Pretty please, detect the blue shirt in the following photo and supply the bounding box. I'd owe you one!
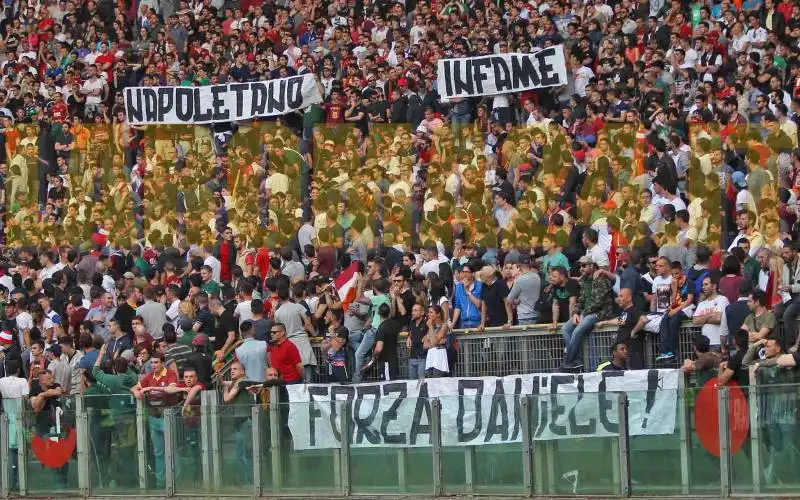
[235,337,268,382]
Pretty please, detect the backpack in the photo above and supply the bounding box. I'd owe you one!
[687,267,711,304]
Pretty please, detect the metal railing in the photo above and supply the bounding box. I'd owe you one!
[3,368,800,498]
[301,322,701,383]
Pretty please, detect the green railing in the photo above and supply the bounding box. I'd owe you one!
[2,367,800,497]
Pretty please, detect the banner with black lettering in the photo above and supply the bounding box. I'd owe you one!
[123,74,323,125]
[437,48,568,101]
[286,369,679,450]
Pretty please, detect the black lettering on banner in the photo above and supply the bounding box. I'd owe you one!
[329,385,355,443]
[174,87,194,121]
[510,376,522,441]
[511,54,541,89]
[308,385,329,447]
[410,382,432,445]
[453,60,473,96]
[534,397,548,439]
[598,371,623,434]
[267,80,286,114]
[548,375,574,436]
[143,88,158,122]
[567,374,597,436]
[457,379,484,443]
[286,76,304,109]
[251,82,268,116]
[491,57,512,92]
[534,47,561,87]
[157,88,174,122]
[471,58,492,94]
[210,85,230,121]
[125,88,143,123]
[485,380,509,442]
[229,83,250,118]
[641,370,660,429]
[192,87,212,122]
[354,385,382,445]
[381,383,407,444]
[442,59,454,97]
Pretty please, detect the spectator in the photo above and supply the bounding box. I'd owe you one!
[560,256,615,371]
[656,262,695,363]
[369,303,401,381]
[424,305,451,378]
[692,274,729,349]
[222,361,255,485]
[267,323,303,384]
[596,342,629,372]
[131,354,179,489]
[506,254,541,325]
[679,335,722,376]
[743,289,777,343]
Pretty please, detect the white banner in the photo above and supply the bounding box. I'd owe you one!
[123,74,323,125]
[286,370,679,450]
[436,47,569,100]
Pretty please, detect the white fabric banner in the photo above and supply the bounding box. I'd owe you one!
[123,74,322,125]
[436,47,569,100]
[286,369,679,450]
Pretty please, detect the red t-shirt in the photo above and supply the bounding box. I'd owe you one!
[268,339,301,383]
[219,242,232,282]
[51,101,68,122]
[140,369,179,407]
[254,248,270,278]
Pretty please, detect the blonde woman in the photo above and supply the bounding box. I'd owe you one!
[177,300,196,335]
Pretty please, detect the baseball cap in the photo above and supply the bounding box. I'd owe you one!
[602,200,617,210]
[47,344,62,357]
[123,271,135,279]
[578,255,594,265]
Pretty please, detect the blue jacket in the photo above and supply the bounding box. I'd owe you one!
[453,281,483,327]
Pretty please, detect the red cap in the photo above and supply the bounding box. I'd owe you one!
[397,78,408,86]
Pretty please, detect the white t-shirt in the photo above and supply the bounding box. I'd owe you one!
[419,256,448,277]
[694,295,730,346]
[652,275,673,314]
[204,255,222,283]
[82,77,105,105]
[234,299,254,326]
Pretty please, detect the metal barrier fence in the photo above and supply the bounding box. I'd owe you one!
[309,323,701,383]
[3,368,800,498]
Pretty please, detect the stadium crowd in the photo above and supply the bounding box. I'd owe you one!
[0,0,798,437]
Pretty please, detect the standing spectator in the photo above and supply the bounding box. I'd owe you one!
[406,303,428,380]
[743,289,777,343]
[222,361,255,485]
[136,287,166,341]
[369,303,401,381]
[692,274,729,349]
[267,323,303,384]
[273,285,316,382]
[131,354,179,489]
[235,321,267,383]
[506,255,541,325]
[478,265,513,329]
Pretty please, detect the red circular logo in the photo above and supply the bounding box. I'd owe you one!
[694,378,749,457]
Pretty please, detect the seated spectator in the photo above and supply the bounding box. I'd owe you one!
[692,273,729,349]
[559,255,614,371]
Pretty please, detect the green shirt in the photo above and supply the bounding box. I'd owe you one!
[541,251,570,277]
[370,294,391,329]
[201,280,220,296]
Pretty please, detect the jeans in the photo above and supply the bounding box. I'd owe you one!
[148,416,165,488]
[659,311,687,355]
[561,314,598,365]
[518,317,539,326]
[774,299,799,350]
[349,329,365,358]
[236,418,253,484]
[303,365,316,383]
[408,358,426,379]
[352,328,376,383]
